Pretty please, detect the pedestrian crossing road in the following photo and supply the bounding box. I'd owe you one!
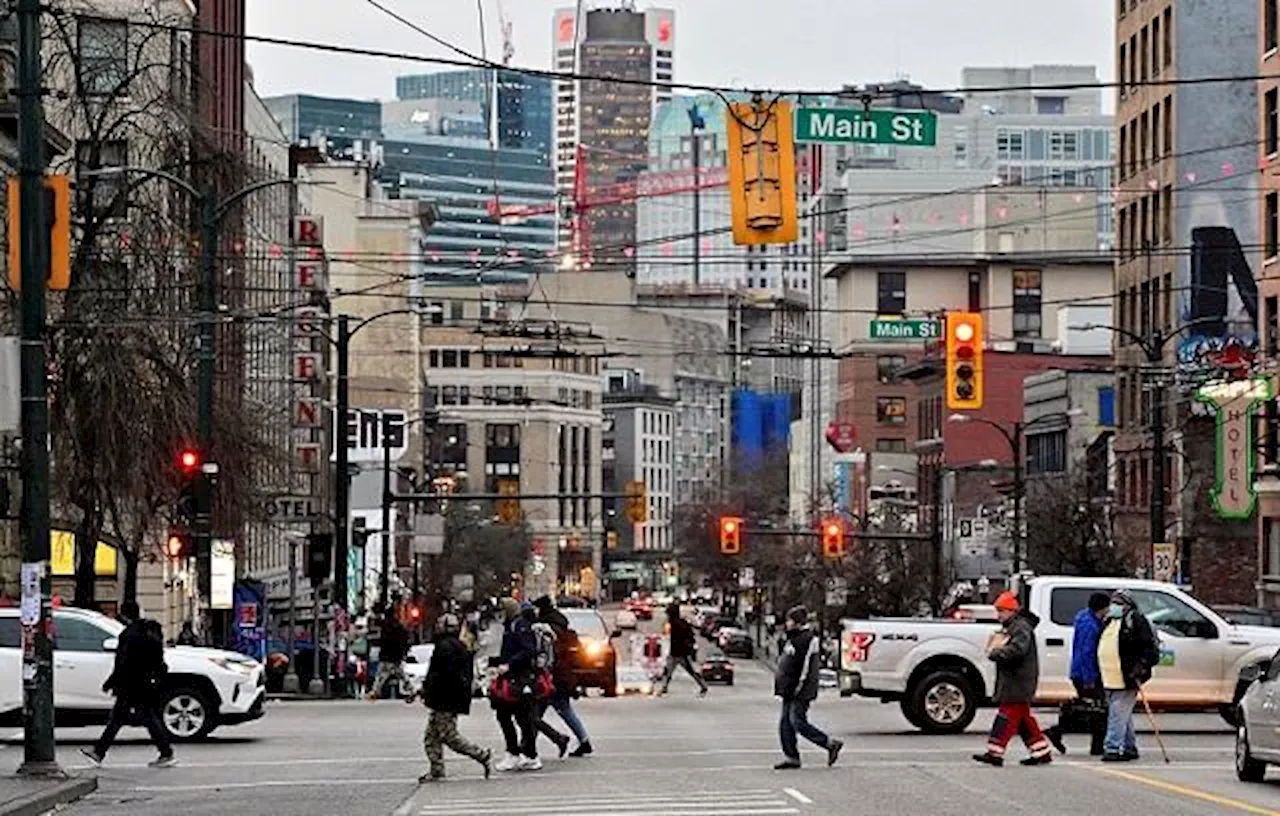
[402,787,806,816]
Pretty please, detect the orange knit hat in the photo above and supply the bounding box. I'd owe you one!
[993,591,1020,611]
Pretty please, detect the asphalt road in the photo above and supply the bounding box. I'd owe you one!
[3,622,1278,815]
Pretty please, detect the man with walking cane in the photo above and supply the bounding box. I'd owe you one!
[1097,589,1159,762]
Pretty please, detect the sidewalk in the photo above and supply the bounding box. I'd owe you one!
[0,772,96,816]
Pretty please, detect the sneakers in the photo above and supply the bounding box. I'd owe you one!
[517,755,543,771]
[1100,752,1128,763]
[418,771,444,784]
[494,752,522,772]
[569,741,594,757]
[773,759,801,770]
[554,734,570,759]
[698,687,709,698]
[79,748,104,767]
[478,749,493,779]
[148,754,178,769]
[972,752,1004,767]
[1019,754,1052,766]
[1044,727,1067,755]
[826,739,844,767]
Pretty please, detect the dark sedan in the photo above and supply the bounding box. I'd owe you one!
[562,607,621,697]
[701,656,735,685]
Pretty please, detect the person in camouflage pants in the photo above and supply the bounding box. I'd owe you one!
[415,613,492,783]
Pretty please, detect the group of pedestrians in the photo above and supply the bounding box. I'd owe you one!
[973,588,1159,767]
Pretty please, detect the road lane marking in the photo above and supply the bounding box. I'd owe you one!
[1091,766,1280,815]
[411,788,799,816]
[783,788,813,804]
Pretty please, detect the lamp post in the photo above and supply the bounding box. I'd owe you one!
[687,102,706,288]
[948,410,1083,574]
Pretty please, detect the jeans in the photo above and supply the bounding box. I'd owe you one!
[547,687,589,743]
[1104,688,1139,755]
[95,695,173,758]
[660,655,707,692]
[496,698,538,758]
[779,698,829,761]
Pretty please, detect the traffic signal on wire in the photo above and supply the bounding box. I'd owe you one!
[821,517,846,559]
[945,312,984,410]
[725,98,798,246]
[7,174,71,291]
[719,516,743,555]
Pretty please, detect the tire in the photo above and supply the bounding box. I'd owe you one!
[906,669,978,734]
[1236,722,1268,783]
[602,662,618,697]
[899,697,928,730]
[726,677,734,686]
[160,685,217,741]
[1221,703,1242,728]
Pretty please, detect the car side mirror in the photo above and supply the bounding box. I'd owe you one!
[610,629,622,639]
[102,637,118,651]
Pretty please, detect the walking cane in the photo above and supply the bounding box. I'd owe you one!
[1137,687,1171,763]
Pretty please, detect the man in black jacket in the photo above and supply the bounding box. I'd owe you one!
[81,601,174,768]
[368,602,411,701]
[415,613,492,783]
[773,606,842,770]
[658,603,707,696]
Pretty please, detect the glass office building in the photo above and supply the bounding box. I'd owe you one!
[396,69,552,165]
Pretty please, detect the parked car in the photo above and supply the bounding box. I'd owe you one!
[561,607,621,697]
[1237,649,1280,781]
[718,627,755,659]
[0,607,265,741]
[615,609,638,630]
[839,576,1280,734]
[701,656,735,685]
[615,665,655,695]
[402,643,486,699]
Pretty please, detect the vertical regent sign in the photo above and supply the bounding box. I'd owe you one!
[1195,378,1272,519]
[293,215,328,484]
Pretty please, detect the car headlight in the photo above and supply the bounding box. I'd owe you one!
[583,639,606,657]
[210,656,257,676]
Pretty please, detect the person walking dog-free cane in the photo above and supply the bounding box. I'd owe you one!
[972,591,1052,767]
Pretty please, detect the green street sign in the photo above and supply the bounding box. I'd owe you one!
[869,319,941,341]
[795,107,938,147]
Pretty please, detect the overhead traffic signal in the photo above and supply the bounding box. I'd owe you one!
[821,517,846,559]
[945,312,984,411]
[176,446,201,525]
[7,174,71,291]
[496,479,520,525]
[164,527,191,561]
[719,516,743,555]
[306,532,333,586]
[725,98,798,246]
[624,480,647,524]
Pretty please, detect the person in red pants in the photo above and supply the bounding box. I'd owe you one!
[973,591,1052,767]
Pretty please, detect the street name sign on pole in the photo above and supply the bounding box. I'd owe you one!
[869,319,941,341]
[795,108,938,147]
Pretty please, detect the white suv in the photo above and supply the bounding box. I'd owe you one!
[0,607,266,741]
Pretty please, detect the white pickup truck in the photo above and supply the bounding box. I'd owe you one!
[839,576,1280,734]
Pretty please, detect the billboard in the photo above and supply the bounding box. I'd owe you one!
[646,8,675,50]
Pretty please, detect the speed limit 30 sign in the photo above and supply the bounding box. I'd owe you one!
[1152,542,1176,583]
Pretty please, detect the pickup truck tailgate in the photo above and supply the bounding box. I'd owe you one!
[840,618,998,698]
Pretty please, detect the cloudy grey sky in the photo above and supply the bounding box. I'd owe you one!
[245,0,1115,102]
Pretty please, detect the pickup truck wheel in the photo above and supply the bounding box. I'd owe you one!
[908,670,977,734]
[1237,722,1268,782]
[160,686,216,741]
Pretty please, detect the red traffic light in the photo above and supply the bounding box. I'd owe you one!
[178,448,201,473]
[408,605,422,622]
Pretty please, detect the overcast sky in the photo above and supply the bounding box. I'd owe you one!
[245,0,1115,103]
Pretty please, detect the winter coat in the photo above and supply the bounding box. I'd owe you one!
[1103,608,1159,690]
[423,634,474,716]
[379,618,410,664]
[989,610,1040,705]
[104,618,167,701]
[1068,608,1103,689]
[498,614,538,682]
[669,616,697,659]
[539,606,580,691]
[774,627,821,702]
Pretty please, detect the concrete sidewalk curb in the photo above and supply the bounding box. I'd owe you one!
[0,776,96,816]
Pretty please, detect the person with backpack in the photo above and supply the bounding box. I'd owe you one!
[658,603,707,696]
[80,601,175,768]
[534,595,593,757]
[490,598,543,771]
[1098,589,1159,762]
[410,613,492,783]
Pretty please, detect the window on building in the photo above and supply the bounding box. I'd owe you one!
[1139,25,1149,83]
[1163,8,1173,67]
[77,17,129,97]
[75,139,128,217]
[1269,89,1279,157]
[996,129,1024,159]
[1268,296,1279,356]
[1151,15,1161,74]
[1266,518,1280,578]
[1118,43,1128,100]
[1269,0,1278,54]
[1036,96,1066,115]
[1267,192,1279,261]
[1027,429,1068,474]
[875,397,907,425]
[876,270,906,314]
[876,355,905,384]
[427,302,445,325]
[450,301,465,322]
[875,438,907,453]
[1012,269,1043,338]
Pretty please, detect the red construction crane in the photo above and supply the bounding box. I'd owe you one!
[487,144,729,265]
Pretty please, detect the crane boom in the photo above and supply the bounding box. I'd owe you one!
[495,0,514,66]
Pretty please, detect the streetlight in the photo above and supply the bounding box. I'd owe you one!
[948,409,1084,573]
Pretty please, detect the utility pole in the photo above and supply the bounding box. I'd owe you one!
[1011,426,1025,574]
[15,0,57,776]
[688,103,704,288]
[195,197,217,613]
[333,316,351,611]
[380,433,392,610]
[1146,335,1166,564]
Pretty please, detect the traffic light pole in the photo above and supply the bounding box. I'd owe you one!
[15,0,57,776]
[333,316,350,612]
[379,434,392,611]
[195,197,217,610]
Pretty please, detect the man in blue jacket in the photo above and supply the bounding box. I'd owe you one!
[1043,592,1110,756]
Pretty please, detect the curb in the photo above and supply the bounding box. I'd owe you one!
[0,776,97,816]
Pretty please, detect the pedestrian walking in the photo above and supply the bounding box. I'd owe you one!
[534,595,594,757]
[490,598,543,771]
[1043,592,1110,756]
[1098,589,1159,762]
[176,621,198,647]
[658,603,708,696]
[368,602,410,701]
[80,601,175,768]
[773,605,842,770]
[972,591,1052,767]
[412,613,492,783]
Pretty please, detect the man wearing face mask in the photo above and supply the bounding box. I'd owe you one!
[1097,589,1159,762]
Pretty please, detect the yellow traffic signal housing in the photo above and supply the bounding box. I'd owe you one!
[624,480,647,524]
[726,99,798,246]
[820,517,846,559]
[7,174,71,291]
[496,478,520,525]
[945,312,985,411]
[719,516,743,555]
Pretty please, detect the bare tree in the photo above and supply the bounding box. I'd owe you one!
[1024,469,1129,577]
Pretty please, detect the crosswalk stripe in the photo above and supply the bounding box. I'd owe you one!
[418,807,798,816]
[415,788,800,816]
[416,789,776,808]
